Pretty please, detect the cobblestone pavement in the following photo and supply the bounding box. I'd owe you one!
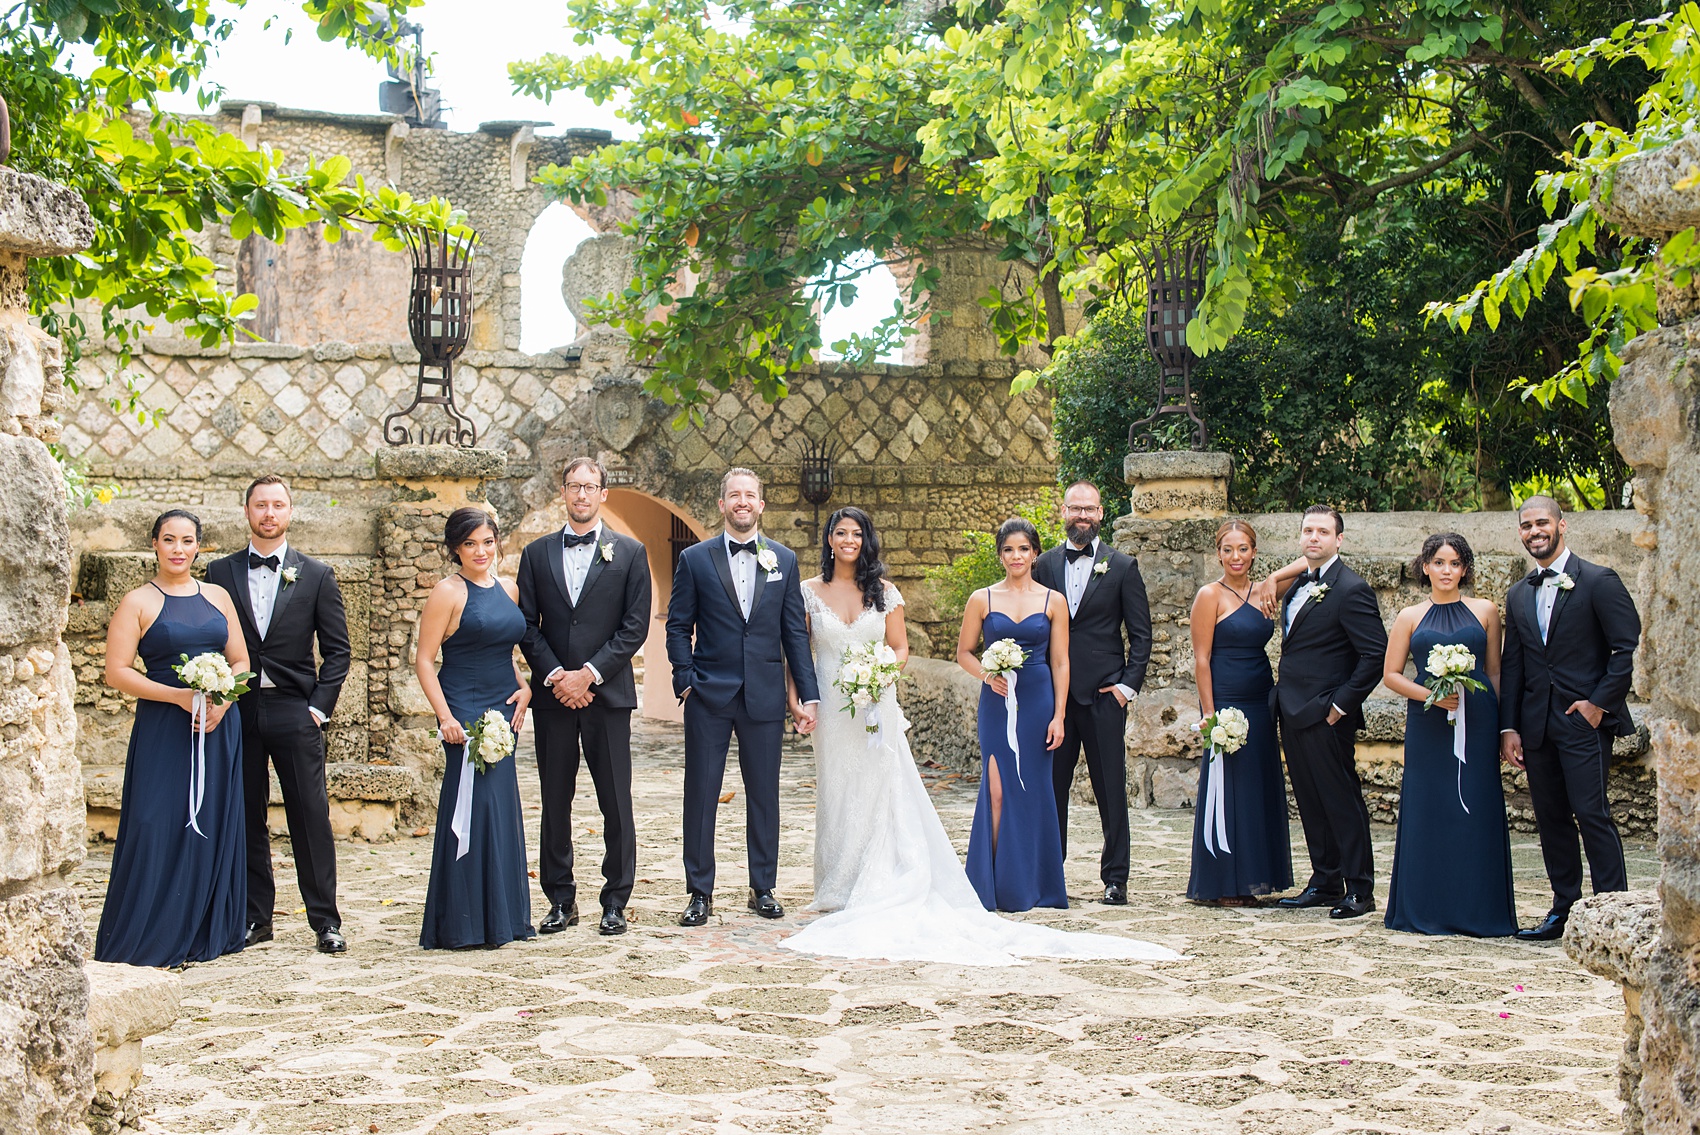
[74,718,1652,1135]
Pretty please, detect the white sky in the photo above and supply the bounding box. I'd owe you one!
[147,2,897,357]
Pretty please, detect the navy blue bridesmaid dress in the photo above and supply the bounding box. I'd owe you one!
[1384,600,1517,936]
[1187,600,1293,900]
[96,584,247,967]
[966,591,1068,911]
[420,578,536,949]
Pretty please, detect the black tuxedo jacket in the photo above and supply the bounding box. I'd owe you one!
[1033,542,1152,704]
[1275,558,1387,731]
[664,534,820,721]
[1500,552,1639,747]
[517,526,652,711]
[206,547,351,720]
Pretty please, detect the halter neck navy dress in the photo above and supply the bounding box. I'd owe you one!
[966,592,1068,911]
[1384,600,1517,936]
[96,585,247,967]
[1187,599,1293,900]
[419,578,536,949]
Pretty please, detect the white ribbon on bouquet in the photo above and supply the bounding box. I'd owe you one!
[1200,744,1231,856]
[1003,670,1025,788]
[1448,695,1471,814]
[450,749,476,859]
[186,691,209,837]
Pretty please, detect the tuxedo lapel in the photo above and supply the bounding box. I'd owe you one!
[1285,560,1340,643]
[747,538,776,623]
[1546,558,1580,645]
[548,530,574,609]
[579,533,610,604]
[224,554,258,639]
[263,547,307,641]
[710,537,745,622]
[1074,549,1111,618]
[1520,569,1548,656]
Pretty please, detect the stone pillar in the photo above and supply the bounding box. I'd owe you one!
[368,445,506,819]
[1565,134,1700,1135]
[0,167,97,1133]
[1123,450,1231,519]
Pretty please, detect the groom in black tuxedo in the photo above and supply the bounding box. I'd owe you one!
[1499,496,1639,941]
[665,467,820,926]
[1032,480,1151,905]
[1273,505,1388,919]
[518,457,653,937]
[206,475,351,954]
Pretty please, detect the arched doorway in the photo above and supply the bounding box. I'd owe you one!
[503,488,704,723]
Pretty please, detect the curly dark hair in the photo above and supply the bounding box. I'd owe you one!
[819,506,887,612]
[444,507,500,565]
[1414,532,1474,586]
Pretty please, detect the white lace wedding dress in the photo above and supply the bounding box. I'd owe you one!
[779,583,1180,966]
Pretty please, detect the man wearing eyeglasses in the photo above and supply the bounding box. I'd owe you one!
[517,457,652,936]
[1033,480,1152,905]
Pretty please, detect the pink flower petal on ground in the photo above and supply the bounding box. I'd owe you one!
[1340,1059,1352,1065]
[517,1010,533,1018]
[1498,1012,1510,1019]
[1514,984,1524,992]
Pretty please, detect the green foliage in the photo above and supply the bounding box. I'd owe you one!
[1432,4,1700,407]
[4,0,473,414]
[517,0,1654,416]
[924,489,1066,629]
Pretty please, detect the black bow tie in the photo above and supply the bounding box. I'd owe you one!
[249,553,280,572]
[1301,568,1323,585]
[729,539,759,557]
[1528,566,1558,586]
[563,530,598,548]
[1065,545,1095,564]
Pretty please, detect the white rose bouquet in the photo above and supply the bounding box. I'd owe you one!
[1422,643,1486,718]
[1193,706,1251,756]
[173,652,254,704]
[834,641,903,732]
[466,708,515,773]
[981,638,1027,682]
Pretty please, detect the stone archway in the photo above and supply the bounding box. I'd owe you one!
[503,484,705,722]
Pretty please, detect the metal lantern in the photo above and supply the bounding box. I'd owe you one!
[384,224,478,446]
[792,436,838,544]
[1126,240,1209,452]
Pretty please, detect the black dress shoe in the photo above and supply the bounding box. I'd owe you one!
[1102,883,1128,906]
[1276,885,1345,909]
[316,926,347,953]
[244,922,273,947]
[679,893,712,927]
[1515,912,1568,941]
[1329,893,1375,919]
[749,889,784,919]
[539,902,579,934]
[598,907,627,936]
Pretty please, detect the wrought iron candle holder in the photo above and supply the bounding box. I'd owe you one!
[1126,240,1209,452]
[384,223,478,446]
[792,436,838,544]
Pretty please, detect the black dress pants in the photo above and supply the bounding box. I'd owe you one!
[533,702,636,910]
[1051,692,1131,886]
[1280,715,1374,897]
[1524,707,1628,915]
[682,690,783,897]
[242,689,340,932]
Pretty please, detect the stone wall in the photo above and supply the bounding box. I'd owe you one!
[1565,137,1700,1133]
[0,167,94,1134]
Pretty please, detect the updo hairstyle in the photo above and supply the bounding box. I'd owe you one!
[444,507,500,565]
[150,508,203,543]
[1414,532,1474,586]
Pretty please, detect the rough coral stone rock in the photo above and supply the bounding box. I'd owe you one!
[0,888,94,1135]
[0,435,72,649]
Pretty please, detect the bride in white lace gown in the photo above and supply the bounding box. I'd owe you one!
[780,508,1179,966]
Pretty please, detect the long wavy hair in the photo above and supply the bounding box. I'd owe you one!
[818,506,887,612]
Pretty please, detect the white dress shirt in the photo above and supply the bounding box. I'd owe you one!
[1536,547,1573,643]
[248,541,324,724]
[545,522,605,687]
[1285,553,1339,632]
[724,530,760,620]
[1063,538,1135,702]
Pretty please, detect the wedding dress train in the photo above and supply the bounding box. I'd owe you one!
[779,584,1180,966]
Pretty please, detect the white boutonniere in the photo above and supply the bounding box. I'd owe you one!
[756,545,780,576]
[1093,559,1109,576]
[1311,583,1331,602]
[600,540,615,563]
[280,565,299,588]
[1553,571,1574,591]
